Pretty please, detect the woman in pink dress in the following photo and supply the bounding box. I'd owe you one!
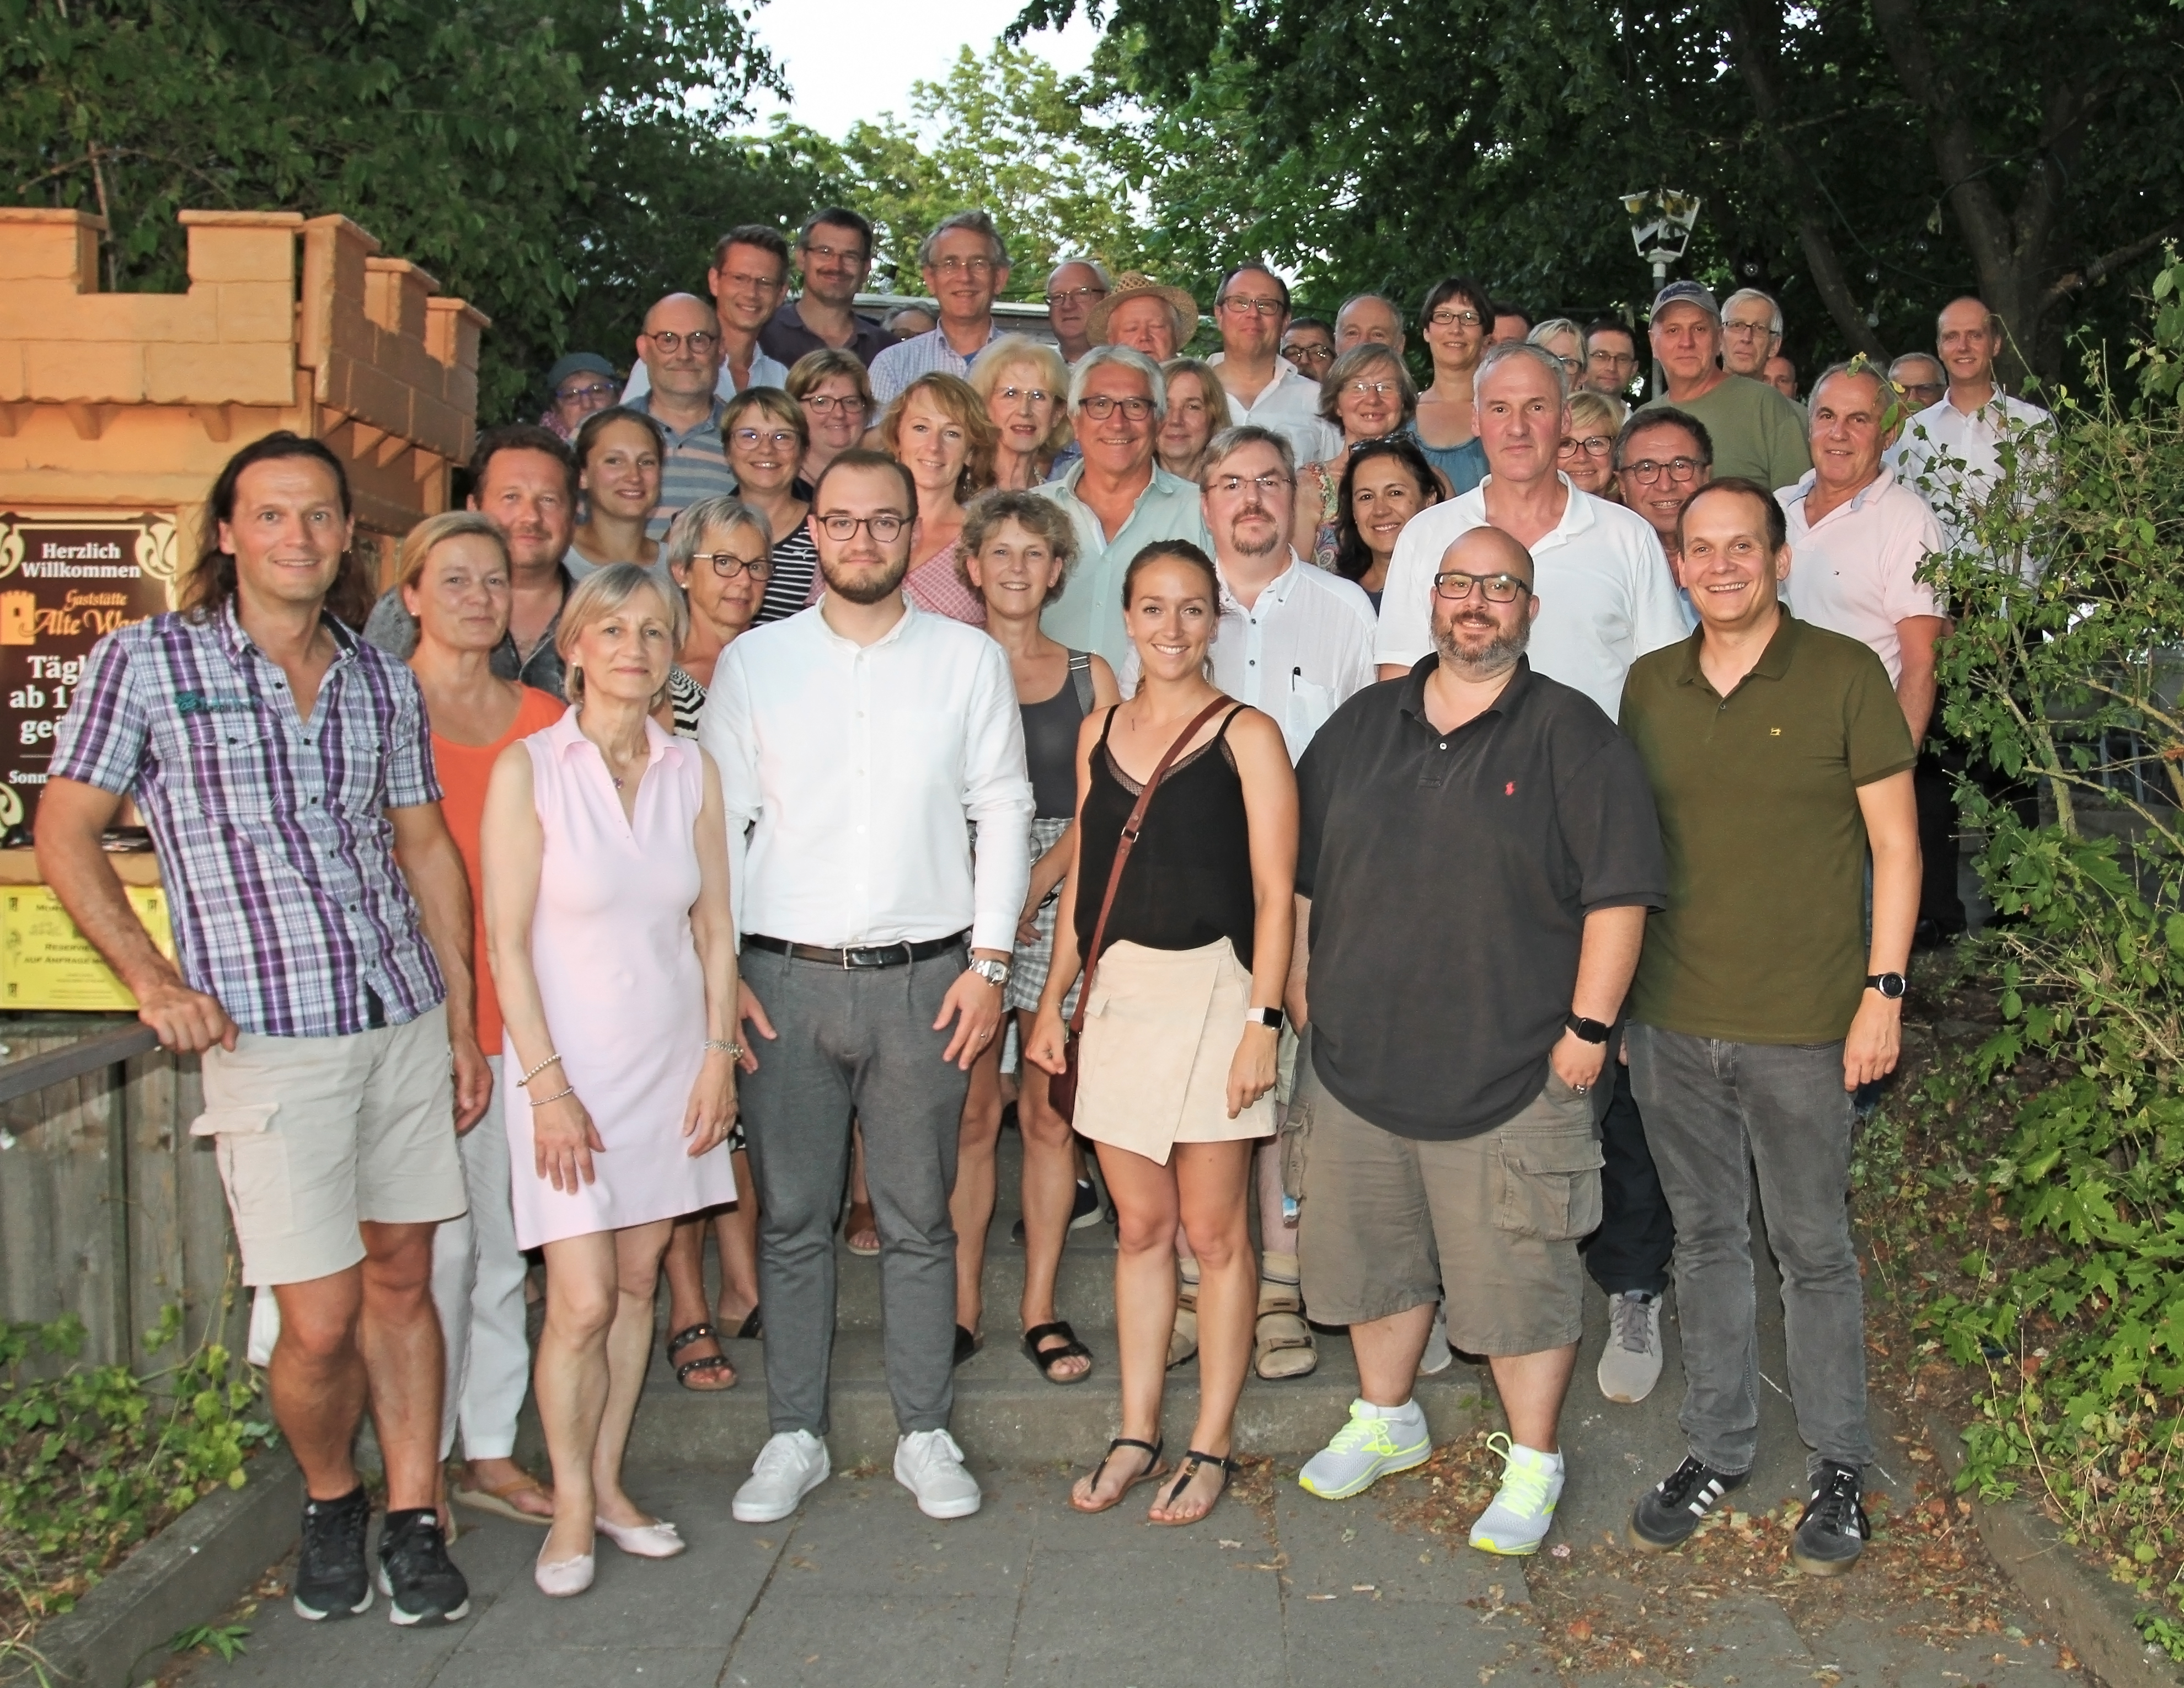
[877,371,997,625]
[481,563,742,1598]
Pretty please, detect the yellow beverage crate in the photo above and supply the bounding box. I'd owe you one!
[0,885,175,1011]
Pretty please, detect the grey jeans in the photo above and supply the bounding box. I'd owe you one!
[737,944,972,1439]
[1626,1023,1873,1477]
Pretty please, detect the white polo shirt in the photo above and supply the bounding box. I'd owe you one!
[1373,476,1691,718]
[1120,552,1378,763]
[1887,391,2052,572]
[1778,467,1944,687]
[1211,353,1341,466]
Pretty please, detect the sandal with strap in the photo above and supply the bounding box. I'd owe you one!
[1069,1437,1167,1514]
[666,1323,736,1391]
[1150,1448,1241,1527]
[1168,1265,1200,1370]
[1020,1320,1094,1385]
[844,1199,881,1258]
[1254,1261,1319,1381]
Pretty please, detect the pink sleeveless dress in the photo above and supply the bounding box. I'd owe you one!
[505,710,736,1247]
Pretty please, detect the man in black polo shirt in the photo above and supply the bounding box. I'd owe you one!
[1288,525,1666,1557]
[1617,479,1917,1578]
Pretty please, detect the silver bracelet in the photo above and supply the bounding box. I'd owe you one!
[532,1084,575,1105]
[703,1038,746,1061]
[517,1051,563,1086]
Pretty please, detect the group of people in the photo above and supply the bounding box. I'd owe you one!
[31,194,2054,1632]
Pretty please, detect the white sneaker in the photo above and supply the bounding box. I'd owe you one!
[732,1430,830,1523]
[1297,1398,1433,1500]
[1417,1306,1453,1376]
[895,1429,982,1519]
[1468,1434,1565,1556]
[1596,1290,1664,1404]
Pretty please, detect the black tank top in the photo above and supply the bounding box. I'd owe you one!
[1074,703,1257,970]
[1021,651,1094,819]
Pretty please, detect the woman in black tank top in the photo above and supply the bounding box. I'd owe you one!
[1025,539,1298,1529]
[956,494,1121,1388]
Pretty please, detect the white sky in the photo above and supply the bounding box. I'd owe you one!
[743,0,1102,138]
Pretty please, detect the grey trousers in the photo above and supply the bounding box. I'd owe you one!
[1626,1023,1874,1478]
[738,944,972,1438]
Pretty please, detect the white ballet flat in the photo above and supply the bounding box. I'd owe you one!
[533,1550,595,1597]
[595,1516,686,1559]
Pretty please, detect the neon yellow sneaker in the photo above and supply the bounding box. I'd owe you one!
[1297,1398,1432,1500]
[1468,1433,1565,1555]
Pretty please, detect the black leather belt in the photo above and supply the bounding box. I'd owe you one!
[743,931,968,969]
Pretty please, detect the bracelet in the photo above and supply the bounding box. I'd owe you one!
[532,1085,575,1105]
[703,1038,746,1061]
[518,1051,564,1086]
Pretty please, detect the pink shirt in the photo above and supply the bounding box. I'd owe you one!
[1777,467,1943,686]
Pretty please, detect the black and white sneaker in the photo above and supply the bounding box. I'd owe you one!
[376,1508,471,1624]
[292,1487,373,1621]
[1627,1456,1747,1552]
[1010,1179,1101,1246]
[1790,1460,1869,1576]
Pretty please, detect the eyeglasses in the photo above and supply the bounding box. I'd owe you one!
[1898,381,1945,402]
[1427,308,1484,328]
[816,512,909,541]
[800,393,867,415]
[698,552,773,580]
[1342,380,1401,399]
[1722,320,1776,340]
[1559,434,1614,457]
[932,255,995,275]
[996,384,1053,405]
[730,428,800,451]
[1078,394,1153,421]
[1044,286,1107,307]
[1432,570,1532,603]
[717,270,785,294]
[1549,355,1583,376]
[1217,295,1286,316]
[1623,456,1706,484]
[800,241,869,266]
[1209,473,1294,498]
[1588,348,1638,369]
[556,381,615,404]
[645,330,717,354]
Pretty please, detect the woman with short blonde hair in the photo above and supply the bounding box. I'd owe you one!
[878,372,1000,624]
[785,350,874,485]
[1157,359,1225,483]
[1559,389,1628,500]
[970,335,1072,489]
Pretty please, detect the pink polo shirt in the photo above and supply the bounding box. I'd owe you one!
[1776,467,1944,686]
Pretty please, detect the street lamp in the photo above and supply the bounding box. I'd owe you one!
[1621,188,1703,397]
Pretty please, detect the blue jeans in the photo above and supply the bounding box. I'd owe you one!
[1626,1024,1873,1477]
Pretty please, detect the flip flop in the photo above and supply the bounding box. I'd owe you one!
[454,1472,554,1526]
[1069,1437,1168,1514]
[844,1200,881,1258]
[1149,1449,1241,1528]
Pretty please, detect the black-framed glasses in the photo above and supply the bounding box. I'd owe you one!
[800,393,868,415]
[1078,394,1153,421]
[816,512,909,541]
[1044,286,1107,307]
[1588,348,1638,369]
[1432,570,1531,603]
[1218,294,1286,316]
[698,552,773,580]
[645,329,717,354]
[1559,434,1614,457]
[1623,456,1706,485]
[1427,308,1484,328]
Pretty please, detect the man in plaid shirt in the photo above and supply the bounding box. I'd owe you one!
[37,433,487,1629]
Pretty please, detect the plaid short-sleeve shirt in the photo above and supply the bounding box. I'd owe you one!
[50,601,447,1038]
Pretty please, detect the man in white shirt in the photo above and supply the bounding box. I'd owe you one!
[1376,343,1690,715]
[701,450,1034,1527]
[620,227,791,404]
[1211,264,1340,467]
[1889,296,2053,564]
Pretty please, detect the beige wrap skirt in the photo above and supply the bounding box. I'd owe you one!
[1073,937,1275,1164]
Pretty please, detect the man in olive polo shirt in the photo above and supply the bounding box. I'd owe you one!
[1616,477,1918,1579]
[1287,525,1667,1557]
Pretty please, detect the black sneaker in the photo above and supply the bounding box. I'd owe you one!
[292,1487,373,1621]
[1009,1180,1100,1246]
[376,1508,470,1624]
[1791,1460,1869,1576]
[1627,1456,1748,1552]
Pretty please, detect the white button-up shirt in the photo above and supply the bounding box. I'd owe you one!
[700,599,1033,953]
[1212,353,1341,466]
[1887,390,2052,574]
[1778,467,1944,687]
[1120,552,1377,763]
[1374,476,1692,718]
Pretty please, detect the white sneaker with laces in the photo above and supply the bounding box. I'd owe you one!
[1297,1397,1432,1500]
[1468,1434,1565,1556]
[895,1429,982,1519]
[732,1429,830,1524]
[1596,1290,1664,1404]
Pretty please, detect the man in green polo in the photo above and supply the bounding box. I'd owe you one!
[1615,477,1918,1579]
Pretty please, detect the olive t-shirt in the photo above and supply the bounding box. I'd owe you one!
[1618,610,1915,1043]
[1641,373,1812,492]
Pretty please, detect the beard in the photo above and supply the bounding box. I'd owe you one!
[1229,507,1284,557]
[818,551,912,606]
[1433,607,1530,680]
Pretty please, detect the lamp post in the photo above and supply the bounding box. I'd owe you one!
[1621,188,1702,397]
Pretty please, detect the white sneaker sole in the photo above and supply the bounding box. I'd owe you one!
[732,1457,830,1523]
[375,1563,471,1625]
[1297,1436,1432,1501]
[898,1472,983,1520]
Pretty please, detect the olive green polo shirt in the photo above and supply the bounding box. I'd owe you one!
[1618,608,1915,1044]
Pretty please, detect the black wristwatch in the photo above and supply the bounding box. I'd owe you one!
[1564,1013,1610,1045]
[1865,971,1907,1000]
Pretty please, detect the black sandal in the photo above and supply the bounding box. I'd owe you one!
[666,1323,736,1391]
[1069,1437,1166,1514]
[953,1324,984,1368]
[1020,1320,1093,1385]
[729,1307,763,1340]
[1150,1449,1240,1527]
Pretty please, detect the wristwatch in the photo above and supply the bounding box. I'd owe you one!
[968,957,1011,991]
[1865,971,1907,1000]
[1245,1005,1284,1030]
[1564,1013,1611,1045]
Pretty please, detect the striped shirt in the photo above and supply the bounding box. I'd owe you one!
[50,602,446,1039]
[630,392,737,540]
[754,526,821,624]
[868,325,1005,407]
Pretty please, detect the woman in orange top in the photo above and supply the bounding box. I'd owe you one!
[403,510,567,1528]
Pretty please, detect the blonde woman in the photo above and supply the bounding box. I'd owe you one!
[1559,389,1628,500]
[1294,344,1416,567]
[786,349,874,487]
[878,371,1000,624]
[1527,316,1587,385]
[1156,359,1225,482]
[970,335,1072,489]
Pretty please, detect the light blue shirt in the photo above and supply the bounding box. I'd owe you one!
[1034,460,1212,670]
[868,325,1004,406]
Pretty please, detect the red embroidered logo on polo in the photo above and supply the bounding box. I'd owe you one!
[1505,781,1516,795]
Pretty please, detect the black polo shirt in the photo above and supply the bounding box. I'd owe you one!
[759,300,895,371]
[1296,656,1667,1140]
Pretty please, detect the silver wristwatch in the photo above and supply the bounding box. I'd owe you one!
[969,957,1011,991]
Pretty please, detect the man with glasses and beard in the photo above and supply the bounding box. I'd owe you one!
[761,208,892,370]
[1286,521,1666,1558]
[700,449,1033,1527]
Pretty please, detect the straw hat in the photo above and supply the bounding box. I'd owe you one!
[1085,273,1200,346]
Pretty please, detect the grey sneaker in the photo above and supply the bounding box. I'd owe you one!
[1297,1398,1432,1500]
[1417,1307,1453,1376]
[1596,1290,1663,1404]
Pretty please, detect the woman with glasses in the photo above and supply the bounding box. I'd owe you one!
[969,335,1073,490]
[1157,359,1227,483]
[1331,436,1443,610]
[1410,276,1495,496]
[1558,391,1628,501]
[1294,345,1416,568]
[878,371,1000,625]
[720,388,818,624]
[786,350,874,489]
[566,407,666,577]
[1527,318,1587,387]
